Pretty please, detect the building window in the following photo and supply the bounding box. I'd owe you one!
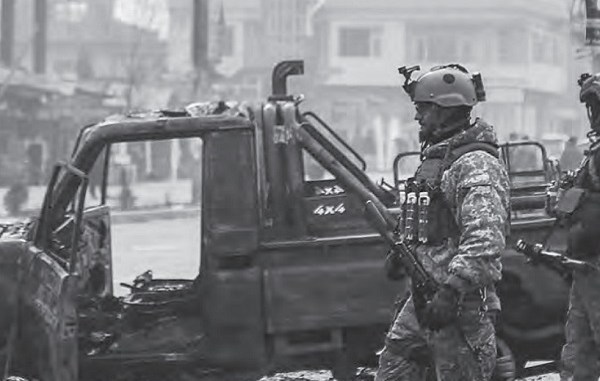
[413,37,427,61]
[532,31,545,63]
[552,36,564,65]
[54,1,87,23]
[428,35,458,62]
[221,26,234,57]
[411,32,478,62]
[53,58,77,75]
[338,27,381,57]
[458,38,476,62]
[531,30,559,64]
[264,0,308,58]
[498,29,525,64]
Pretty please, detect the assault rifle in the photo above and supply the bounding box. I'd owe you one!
[365,200,438,301]
[515,239,599,274]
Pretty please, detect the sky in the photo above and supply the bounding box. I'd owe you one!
[113,0,170,39]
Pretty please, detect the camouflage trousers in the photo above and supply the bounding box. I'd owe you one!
[560,273,600,381]
[375,294,496,381]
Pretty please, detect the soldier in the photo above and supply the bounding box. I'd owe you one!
[377,64,510,380]
[559,136,585,173]
[556,73,600,381]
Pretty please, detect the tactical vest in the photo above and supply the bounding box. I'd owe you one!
[563,142,600,258]
[576,142,600,191]
[398,142,499,245]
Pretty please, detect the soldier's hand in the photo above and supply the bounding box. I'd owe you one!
[422,284,459,331]
[384,250,407,280]
[493,353,516,380]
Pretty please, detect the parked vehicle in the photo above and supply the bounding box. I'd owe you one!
[0,61,569,381]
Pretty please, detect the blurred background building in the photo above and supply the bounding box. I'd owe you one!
[0,0,167,186]
[0,0,592,187]
[166,0,589,170]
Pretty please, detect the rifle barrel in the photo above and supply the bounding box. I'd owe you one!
[515,239,597,272]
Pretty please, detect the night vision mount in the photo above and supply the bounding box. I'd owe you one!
[398,65,421,99]
[578,72,593,88]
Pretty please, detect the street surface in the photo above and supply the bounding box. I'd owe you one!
[111,214,201,295]
[255,369,560,381]
[110,215,560,380]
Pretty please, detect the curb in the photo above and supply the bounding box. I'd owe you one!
[110,207,201,224]
[0,206,201,225]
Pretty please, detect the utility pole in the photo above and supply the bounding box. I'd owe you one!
[0,0,15,67]
[192,0,209,96]
[33,0,47,74]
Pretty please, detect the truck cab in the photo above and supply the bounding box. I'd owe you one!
[0,61,569,381]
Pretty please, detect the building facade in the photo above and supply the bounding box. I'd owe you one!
[10,0,167,82]
[0,0,170,186]
[167,0,586,171]
[311,0,585,168]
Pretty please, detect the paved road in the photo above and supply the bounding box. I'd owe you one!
[256,369,561,380]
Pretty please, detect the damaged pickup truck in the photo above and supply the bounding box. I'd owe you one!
[0,61,570,381]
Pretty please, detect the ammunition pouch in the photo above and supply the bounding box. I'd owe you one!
[398,185,459,246]
[397,139,497,245]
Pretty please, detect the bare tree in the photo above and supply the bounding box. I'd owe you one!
[119,0,166,110]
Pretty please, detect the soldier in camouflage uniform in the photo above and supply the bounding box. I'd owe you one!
[556,73,600,381]
[376,65,510,381]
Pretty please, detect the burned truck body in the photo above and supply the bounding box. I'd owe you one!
[0,61,570,380]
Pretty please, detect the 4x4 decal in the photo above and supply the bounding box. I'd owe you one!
[313,184,345,196]
[313,203,346,216]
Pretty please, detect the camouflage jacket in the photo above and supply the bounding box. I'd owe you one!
[414,119,511,297]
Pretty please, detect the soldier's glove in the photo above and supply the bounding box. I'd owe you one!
[493,353,516,380]
[384,250,407,280]
[422,284,459,331]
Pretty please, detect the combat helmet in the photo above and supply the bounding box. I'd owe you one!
[579,73,600,103]
[414,65,483,107]
[578,73,600,133]
[399,64,486,108]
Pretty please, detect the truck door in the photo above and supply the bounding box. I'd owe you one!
[199,129,265,370]
[86,137,204,364]
[17,163,90,381]
[258,102,402,368]
[49,147,114,298]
